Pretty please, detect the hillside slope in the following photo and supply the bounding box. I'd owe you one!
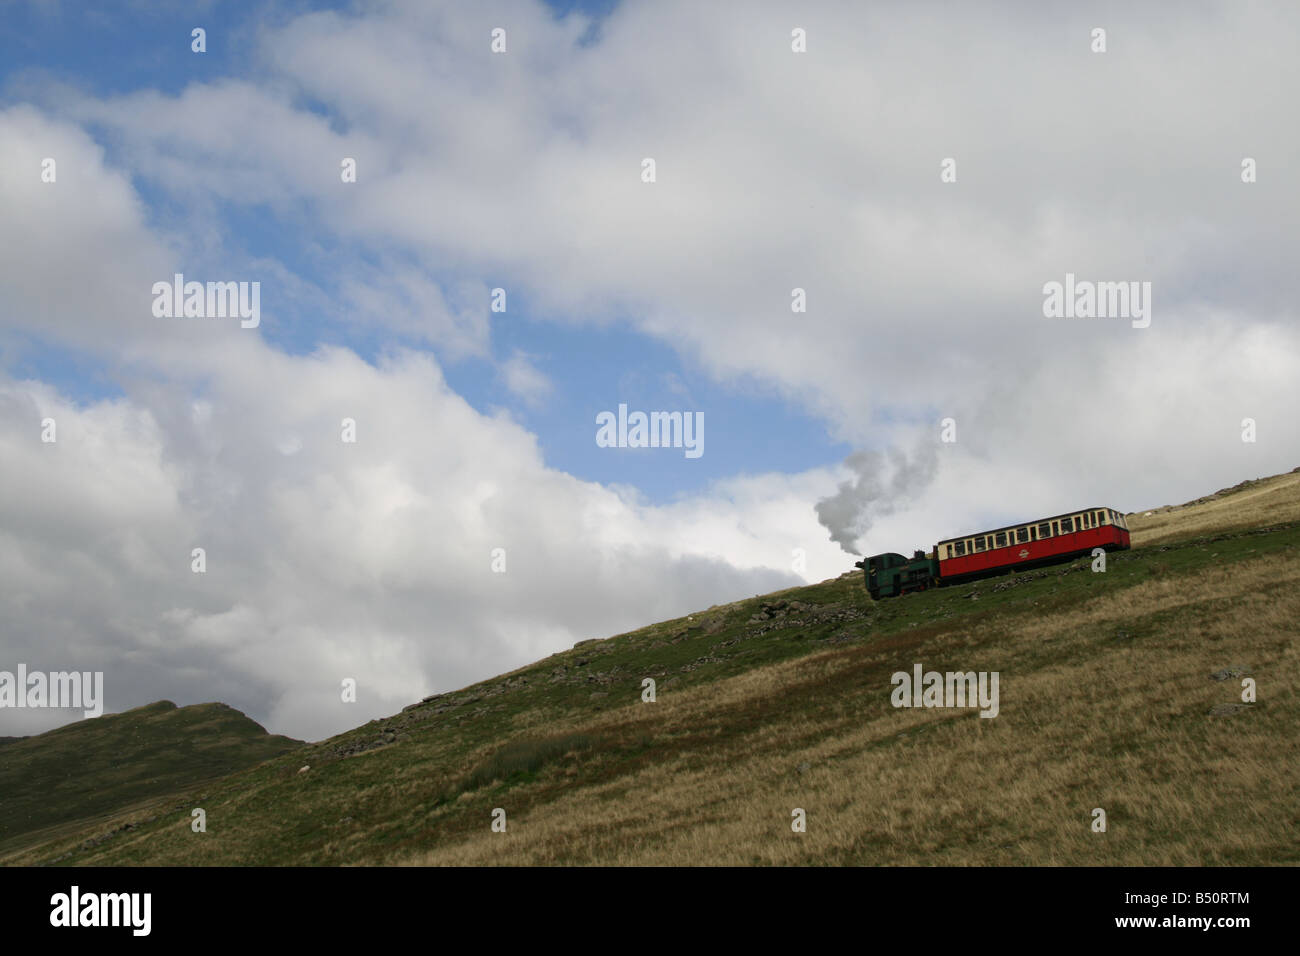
[4,470,1298,866]
[1129,467,1300,547]
[0,701,302,856]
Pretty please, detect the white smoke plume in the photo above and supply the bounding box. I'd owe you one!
[815,442,940,555]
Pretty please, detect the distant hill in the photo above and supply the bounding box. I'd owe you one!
[3,468,1297,866]
[0,700,302,855]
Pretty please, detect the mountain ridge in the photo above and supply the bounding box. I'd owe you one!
[0,699,303,854]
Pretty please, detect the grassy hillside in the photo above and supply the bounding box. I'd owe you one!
[4,470,1297,866]
[0,701,302,857]
[1128,468,1300,546]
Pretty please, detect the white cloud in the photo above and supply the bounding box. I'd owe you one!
[0,350,824,739]
[498,349,553,406]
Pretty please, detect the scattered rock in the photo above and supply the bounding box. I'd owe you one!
[298,765,310,774]
[753,600,792,621]
[1210,668,1248,681]
[680,656,724,672]
[69,819,144,855]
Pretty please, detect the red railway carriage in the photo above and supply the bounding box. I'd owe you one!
[935,506,1130,585]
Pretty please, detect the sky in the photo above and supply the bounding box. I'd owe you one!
[1,0,1296,740]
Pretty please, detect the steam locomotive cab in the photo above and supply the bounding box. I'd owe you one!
[855,550,938,600]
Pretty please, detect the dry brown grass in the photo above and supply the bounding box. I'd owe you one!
[402,556,1298,866]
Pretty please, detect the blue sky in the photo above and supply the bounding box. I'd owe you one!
[0,0,849,503]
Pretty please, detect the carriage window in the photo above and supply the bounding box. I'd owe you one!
[1060,517,1073,533]
[975,537,986,552]
[995,532,1007,547]
[1083,512,1091,528]
[1051,522,1059,535]
[1017,527,1029,543]
[1039,523,1051,538]
[1095,510,1104,524]
[954,541,966,556]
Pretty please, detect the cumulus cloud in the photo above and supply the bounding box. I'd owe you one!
[0,353,812,740]
[0,100,832,740]
[45,1,1296,457]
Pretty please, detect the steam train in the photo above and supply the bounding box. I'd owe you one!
[854,506,1131,599]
